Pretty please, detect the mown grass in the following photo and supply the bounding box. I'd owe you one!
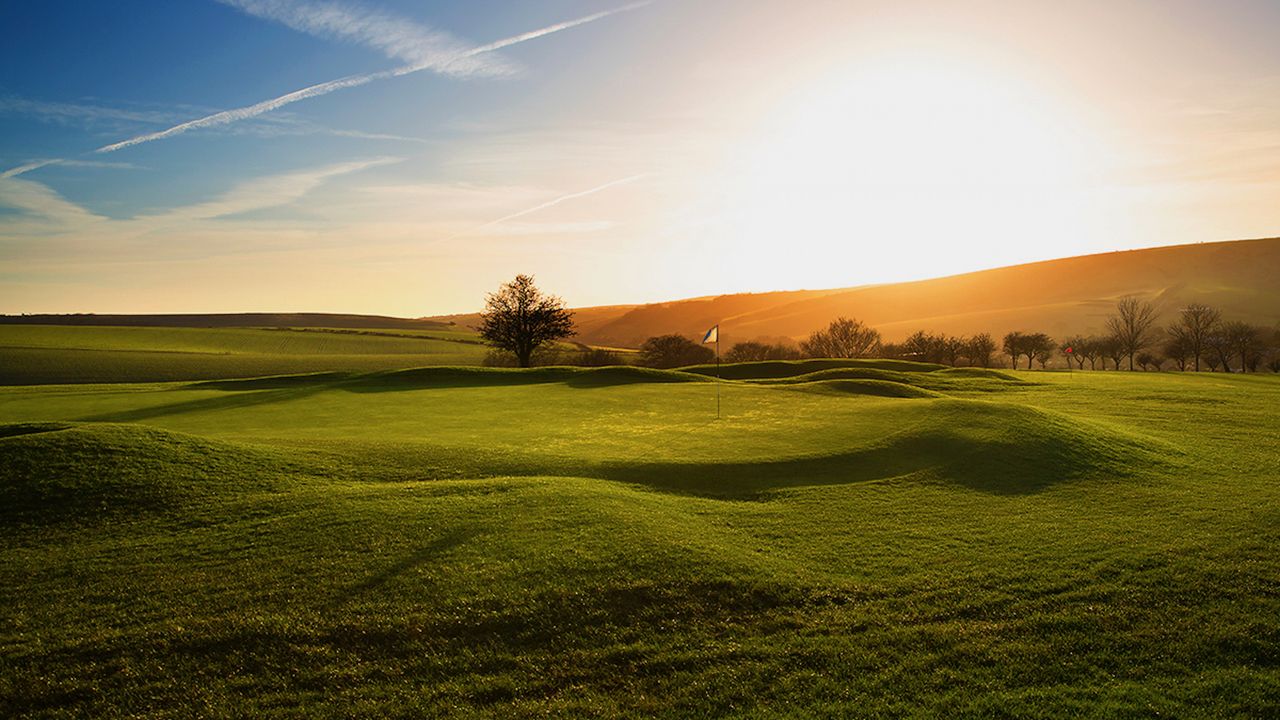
[0,326,489,384]
[1,362,1278,717]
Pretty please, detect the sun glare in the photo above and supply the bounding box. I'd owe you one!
[717,55,1110,288]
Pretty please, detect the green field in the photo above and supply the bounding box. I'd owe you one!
[0,325,489,384]
[2,361,1278,717]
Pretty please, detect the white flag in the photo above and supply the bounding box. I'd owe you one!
[702,325,718,344]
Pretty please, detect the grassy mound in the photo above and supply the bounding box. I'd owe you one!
[342,365,707,390]
[935,366,1024,381]
[598,399,1176,498]
[681,358,945,380]
[0,369,1276,717]
[783,378,944,399]
[0,423,286,524]
[748,366,1032,397]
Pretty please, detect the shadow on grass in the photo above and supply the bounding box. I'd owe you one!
[73,367,706,423]
[329,527,478,607]
[593,434,1093,498]
[0,422,71,439]
[340,366,708,392]
[187,372,352,390]
[589,408,1173,499]
[76,384,336,423]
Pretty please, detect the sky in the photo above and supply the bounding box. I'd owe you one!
[2,0,1279,316]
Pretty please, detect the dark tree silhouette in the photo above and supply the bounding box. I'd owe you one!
[1061,336,1087,369]
[902,331,945,363]
[1136,352,1161,371]
[1223,321,1265,373]
[1168,303,1220,371]
[726,341,801,362]
[1002,331,1027,369]
[478,274,575,368]
[1076,336,1102,370]
[1205,327,1234,372]
[801,317,881,358]
[967,333,997,368]
[639,334,715,368]
[1163,332,1193,371]
[1030,333,1055,369]
[1100,335,1124,370]
[1106,296,1159,370]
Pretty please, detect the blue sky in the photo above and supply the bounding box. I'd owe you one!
[2,1,1279,314]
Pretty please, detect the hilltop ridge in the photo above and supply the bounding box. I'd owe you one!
[434,237,1280,346]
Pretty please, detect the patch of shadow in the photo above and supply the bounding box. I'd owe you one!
[682,358,946,380]
[0,422,71,439]
[187,372,351,391]
[340,366,705,393]
[779,379,942,399]
[76,384,333,423]
[590,415,1174,499]
[329,527,477,607]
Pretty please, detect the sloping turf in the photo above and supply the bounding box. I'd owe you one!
[0,325,490,384]
[1,363,1277,716]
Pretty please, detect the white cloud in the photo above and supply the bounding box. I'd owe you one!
[91,3,647,155]
[0,175,106,231]
[1,3,649,176]
[0,157,398,242]
[447,174,646,239]
[0,96,184,126]
[217,0,517,77]
[142,156,401,221]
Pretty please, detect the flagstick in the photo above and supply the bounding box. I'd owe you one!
[716,331,721,419]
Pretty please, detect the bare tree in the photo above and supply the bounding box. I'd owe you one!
[1105,296,1159,370]
[902,331,946,363]
[1168,303,1220,371]
[1002,331,1028,369]
[1163,331,1192,371]
[967,333,997,368]
[1223,321,1265,372]
[801,317,881,358]
[639,334,714,368]
[1099,335,1124,370]
[1076,337,1102,370]
[1205,327,1233,372]
[726,341,801,362]
[1030,333,1055,369]
[1136,352,1162,371]
[478,274,575,368]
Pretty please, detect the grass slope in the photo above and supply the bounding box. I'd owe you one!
[0,312,453,330]
[1,365,1278,716]
[0,325,489,385]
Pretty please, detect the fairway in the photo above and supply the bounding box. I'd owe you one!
[2,362,1278,717]
[0,325,489,384]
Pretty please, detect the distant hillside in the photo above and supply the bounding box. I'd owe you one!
[0,312,452,331]
[435,238,1280,347]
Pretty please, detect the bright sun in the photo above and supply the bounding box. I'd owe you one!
[712,54,1111,289]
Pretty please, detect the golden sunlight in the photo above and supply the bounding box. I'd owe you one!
[720,53,1113,285]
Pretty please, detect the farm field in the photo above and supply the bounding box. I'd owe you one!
[0,325,490,385]
[2,361,1278,717]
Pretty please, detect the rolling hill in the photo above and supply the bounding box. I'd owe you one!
[3,363,1278,715]
[434,237,1280,347]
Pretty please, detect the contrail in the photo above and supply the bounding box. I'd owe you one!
[1,159,63,179]
[93,2,650,155]
[446,174,647,241]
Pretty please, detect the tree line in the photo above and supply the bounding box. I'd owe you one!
[633,300,1280,372]
[475,276,1278,372]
